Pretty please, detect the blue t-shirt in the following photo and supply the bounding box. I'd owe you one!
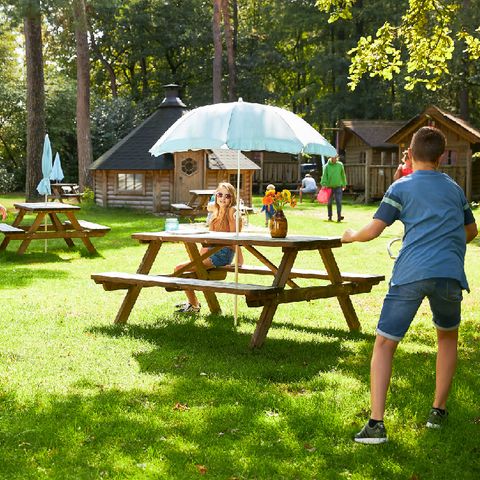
[374,170,475,290]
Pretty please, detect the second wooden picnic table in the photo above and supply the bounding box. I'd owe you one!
[92,231,384,348]
[0,202,110,255]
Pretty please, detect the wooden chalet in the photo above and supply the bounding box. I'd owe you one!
[90,86,260,212]
[337,119,405,201]
[338,107,480,202]
[386,106,480,201]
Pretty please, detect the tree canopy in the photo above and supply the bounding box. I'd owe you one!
[1,0,480,193]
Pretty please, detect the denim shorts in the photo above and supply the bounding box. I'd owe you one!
[209,246,235,267]
[377,278,462,341]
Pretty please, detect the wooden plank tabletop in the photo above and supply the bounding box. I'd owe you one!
[14,202,81,212]
[131,231,342,249]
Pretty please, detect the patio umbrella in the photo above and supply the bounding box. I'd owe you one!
[36,134,53,252]
[50,152,64,183]
[149,99,337,322]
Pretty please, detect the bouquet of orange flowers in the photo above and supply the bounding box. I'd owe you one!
[262,189,297,211]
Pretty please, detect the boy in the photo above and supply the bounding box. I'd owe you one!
[342,126,477,444]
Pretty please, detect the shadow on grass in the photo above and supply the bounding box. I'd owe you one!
[1,333,479,479]
[91,316,375,385]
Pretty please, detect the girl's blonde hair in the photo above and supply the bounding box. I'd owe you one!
[210,182,238,227]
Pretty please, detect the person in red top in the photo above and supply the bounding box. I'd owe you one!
[393,150,413,181]
[0,204,6,220]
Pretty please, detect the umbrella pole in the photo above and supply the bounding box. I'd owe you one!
[44,194,48,252]
[234,149,241,327]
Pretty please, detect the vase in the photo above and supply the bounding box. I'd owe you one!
[269,210,288,238]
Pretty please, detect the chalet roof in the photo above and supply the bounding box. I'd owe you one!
[338,120,405,149]
[208,149,261,171]
[90,105,185,171]
[386,105,480,145]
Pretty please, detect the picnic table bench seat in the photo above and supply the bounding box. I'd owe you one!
[63,219,110,234]
[91,272,282,302]
[0,223,25,234]
[216,264,384,284]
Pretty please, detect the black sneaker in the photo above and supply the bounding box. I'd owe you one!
[426,408,448,429]
[337,216,344,223]
[175,302,201,313]
[354,421,388,444]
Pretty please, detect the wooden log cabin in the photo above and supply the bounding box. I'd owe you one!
[337,120,405,202]
[386,106,480,202]
[338,106,480,202]
[89,86,260,213]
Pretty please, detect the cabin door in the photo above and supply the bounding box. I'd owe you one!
[174,151,205,202]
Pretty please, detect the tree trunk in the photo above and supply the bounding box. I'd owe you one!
[212,0,222,103]
[221,0,236,101]
[74,0,93,189]
[24,3,46,201]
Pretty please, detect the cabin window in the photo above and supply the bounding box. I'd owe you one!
[181,157,198,176]
[359,151,366,164]
[117,173,144,194]
[229,174,244,190]
[440,150,457,166]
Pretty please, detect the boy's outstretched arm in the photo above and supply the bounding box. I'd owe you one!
[465,222,478,243]
[342,219,388,243]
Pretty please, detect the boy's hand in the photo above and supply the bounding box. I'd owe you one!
[341,229,356,243]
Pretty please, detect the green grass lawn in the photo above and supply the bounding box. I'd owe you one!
[1,194,479,479]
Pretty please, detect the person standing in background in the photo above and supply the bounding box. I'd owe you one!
[320,155,347,222]
[393,150,413,181]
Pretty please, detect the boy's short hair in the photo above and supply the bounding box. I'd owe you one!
[410,126,446,163]
[266,184,275,191]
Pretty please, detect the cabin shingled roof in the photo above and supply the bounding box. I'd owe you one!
[386,105,480,144]
[339,120,406,149]
[90,106,185,171]
[208,149,261,170]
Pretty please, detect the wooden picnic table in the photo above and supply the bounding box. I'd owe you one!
[170,189,215,218]
[91,231,384,348]
[49,183,83,203]
[0,202,110,255]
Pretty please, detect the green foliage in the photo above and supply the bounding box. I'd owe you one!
[81,186,95,205]
[318,0,480,92]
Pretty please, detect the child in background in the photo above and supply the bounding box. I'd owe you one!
[174,182,244,313]
[261,184,276,226]
[0,204,6,220]
[342,126,478,444]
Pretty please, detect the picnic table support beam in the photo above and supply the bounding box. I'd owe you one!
[319,248,361,331]
[49,212,75,248]
[250,248,298,349]
[244,245,300,289]
[184,243,222,314]
[17,212,47,255]
[0,209,27,251]
[114,241,162,324]
[64,211,96,253]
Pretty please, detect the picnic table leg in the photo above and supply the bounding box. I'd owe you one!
[184,243,222,314]
[250,249,298,349]
[114,241,162,324]
[48,213,75,248]
[64,211,97,254]
[1,210,27,251]
[16,212,47,255]
[319,248,361,331]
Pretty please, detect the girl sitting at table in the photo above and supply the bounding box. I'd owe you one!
[174,182,244,313]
